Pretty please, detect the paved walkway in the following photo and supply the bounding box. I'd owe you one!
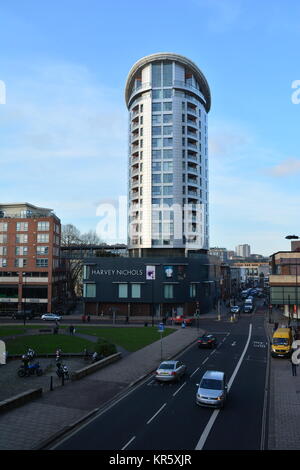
[265,311,300,450]
[1,308,300,450]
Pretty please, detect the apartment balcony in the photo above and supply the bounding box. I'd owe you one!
[187,153,197,162]
[187,166,198,175]
[173,80,206,103]
[187,177,198,185]
[187,140,198,150]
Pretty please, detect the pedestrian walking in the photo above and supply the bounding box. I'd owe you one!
[69,324,74,335]
[87,315,90,322]
[290,356,298,376]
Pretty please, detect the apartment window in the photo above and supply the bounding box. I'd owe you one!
[15,246,28,255]
[152,150,162,160]
[36,258,48,267]
[152,161,161,171]
[37,234,49,243]
[163,149,173,159]
[16,234,28,243]
[163,174,173,183]
[163,162,173,171]
[152,198,161,205]
[0,258,7,267]
[152,89,162,99]
[0,247,7,256]
[152,186,162,196]
[0,234,7,243]
[83,283,96,298]
[163,102,172,111]
[152,174,161,183]
[152,63,162,87]
[16,222,28,231]
[0,223,8,231]
[164,284,174,299]
[190,283,197,298]
[14,258,27,268]
[163,186,173,195]
[163,114,172,123]
[162,126,172,137]
[152,115,161,124]
[131,284,141,298]
[118,283,128,298]
[36,246,49,255]
[152,138,162,148]
[163,138,172,147]
[37,221,50,231]
[163,89,172,98]
[163,62,173,86]
[152,102,162,112]
[152,126,162,136]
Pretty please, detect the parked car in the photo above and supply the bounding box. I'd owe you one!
[230,305,240,314]
[197,334,217,348]
[12,311,35,320]
[196,370,227,408]
[41,313,62,321]
[154,360,187,382]
[171,315,194,326]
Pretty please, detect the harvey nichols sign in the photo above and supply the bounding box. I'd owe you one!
[91,268,144,276]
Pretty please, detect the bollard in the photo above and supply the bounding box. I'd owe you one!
[50,376,53,391]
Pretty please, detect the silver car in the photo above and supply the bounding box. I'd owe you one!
[41,313,62,321]
[155,360,187,382]
[196,370,227,408]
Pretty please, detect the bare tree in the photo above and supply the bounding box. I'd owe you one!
[80,230,103,245]
[61,224,82,246]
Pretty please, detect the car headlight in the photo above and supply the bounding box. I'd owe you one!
[217,394,224,401]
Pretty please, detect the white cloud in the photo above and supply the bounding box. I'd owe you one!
[267,158,300,177]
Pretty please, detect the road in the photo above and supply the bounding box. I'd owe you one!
[51,308,269,451]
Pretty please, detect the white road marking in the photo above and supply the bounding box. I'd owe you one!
[173,382,186,397]
[146,403,167,425]
[190,367,200,378]
[121,435,136,450]
[195,323,253,450]
[202,357,209,365]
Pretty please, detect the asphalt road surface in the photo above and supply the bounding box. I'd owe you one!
[51,310,269,451]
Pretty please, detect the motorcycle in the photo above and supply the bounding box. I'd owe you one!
[18,361,43,377]
[56,362,69,380]
[26,348,36,360]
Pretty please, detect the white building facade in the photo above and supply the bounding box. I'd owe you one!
[125,53,211,257]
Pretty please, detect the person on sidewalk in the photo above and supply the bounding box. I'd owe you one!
[290,356,298,376]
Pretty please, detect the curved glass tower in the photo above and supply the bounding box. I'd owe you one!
[125,53,211,257]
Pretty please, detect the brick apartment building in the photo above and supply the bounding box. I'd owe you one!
[0,203,65,315]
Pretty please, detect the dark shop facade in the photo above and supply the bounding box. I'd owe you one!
[83,255,222,318]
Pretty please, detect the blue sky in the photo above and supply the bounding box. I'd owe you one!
[0,0,300,255]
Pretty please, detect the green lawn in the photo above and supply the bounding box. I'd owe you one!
[76,326,176,352]
[4,334,95,355]
[0,325,176,354]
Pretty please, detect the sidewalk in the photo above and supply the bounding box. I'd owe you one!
[265,311,300,450]
[0,325,202,450]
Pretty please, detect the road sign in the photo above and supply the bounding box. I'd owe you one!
[158,322,165,333]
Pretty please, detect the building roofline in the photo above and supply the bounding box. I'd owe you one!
[125,52,211,112]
